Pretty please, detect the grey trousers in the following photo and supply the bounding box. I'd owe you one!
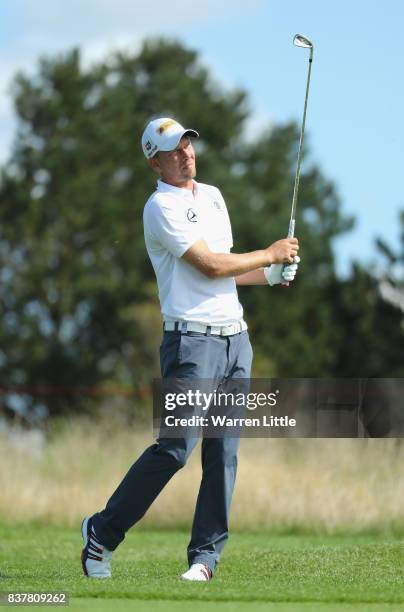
[92,329,253,572]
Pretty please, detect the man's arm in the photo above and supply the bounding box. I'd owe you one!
[234,269,267,285]
[182,238,299,279]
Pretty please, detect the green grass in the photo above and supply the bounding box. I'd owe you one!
[1,524,404,611]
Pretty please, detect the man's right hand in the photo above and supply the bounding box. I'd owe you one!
[266,238,299,264]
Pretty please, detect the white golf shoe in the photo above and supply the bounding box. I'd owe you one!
[81,516,113,578]
[181,563,213,581]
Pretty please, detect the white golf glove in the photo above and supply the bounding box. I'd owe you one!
[264,256,300,286]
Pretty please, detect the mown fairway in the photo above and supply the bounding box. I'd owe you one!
[1,525,404,611]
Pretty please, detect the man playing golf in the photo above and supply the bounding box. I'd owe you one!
[81,117,299,581]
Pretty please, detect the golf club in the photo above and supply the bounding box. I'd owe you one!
[283,33,314,285]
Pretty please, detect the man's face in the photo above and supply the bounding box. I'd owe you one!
[150,136,196,185]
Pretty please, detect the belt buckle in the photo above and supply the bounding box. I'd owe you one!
[220,325,232,336]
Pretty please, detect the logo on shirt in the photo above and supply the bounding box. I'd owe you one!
[187,208,198,223]
[213,200,222,210]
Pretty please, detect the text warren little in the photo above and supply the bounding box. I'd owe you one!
[164,415,296,427]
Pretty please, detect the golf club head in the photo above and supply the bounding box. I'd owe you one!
[293,34,313,49]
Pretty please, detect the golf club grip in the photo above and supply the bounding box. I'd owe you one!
[282,219,295,286]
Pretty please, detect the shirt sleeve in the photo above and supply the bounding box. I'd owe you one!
[145,197,202,258]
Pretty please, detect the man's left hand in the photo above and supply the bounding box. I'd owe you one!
[264,256,300,286]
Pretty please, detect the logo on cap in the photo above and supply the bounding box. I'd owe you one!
[145,141,152,151]
[157,120,178,135]
[187,208,197,223]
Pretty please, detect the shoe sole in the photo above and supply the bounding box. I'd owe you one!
[81,517,90,577]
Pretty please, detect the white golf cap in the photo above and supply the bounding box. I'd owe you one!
[141,117,199,159]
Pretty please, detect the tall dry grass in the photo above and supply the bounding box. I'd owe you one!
[1,416,404,532]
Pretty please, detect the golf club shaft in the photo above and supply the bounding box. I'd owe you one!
[289,48,313,237]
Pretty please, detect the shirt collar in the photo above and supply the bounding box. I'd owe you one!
[157,179,198,197]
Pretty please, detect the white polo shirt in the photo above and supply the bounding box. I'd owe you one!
[143,179,244,325]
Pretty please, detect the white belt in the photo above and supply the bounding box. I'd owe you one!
[163,320,247,336]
